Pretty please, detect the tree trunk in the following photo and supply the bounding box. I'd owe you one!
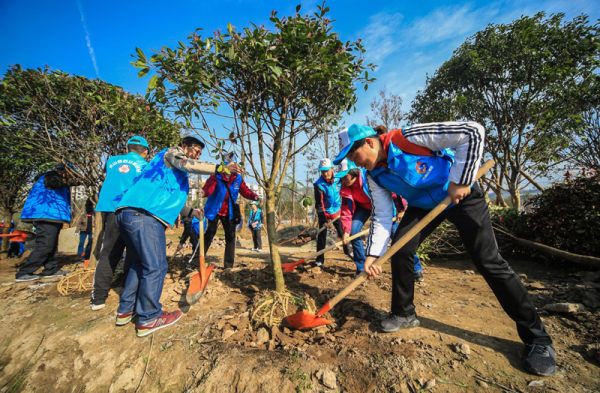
[291,139,296,226]
[265,188,285,293]
[0,210,13,259]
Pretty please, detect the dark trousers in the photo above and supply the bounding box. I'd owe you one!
[316,213,348,263]
[91,212,130,304]
[16,221,62,277]
[179,220,199,251]
[391,185,551,345]
[77,231,93,258]
[251,228,262,249]
[117,208,168,324]
[204,215,236,268]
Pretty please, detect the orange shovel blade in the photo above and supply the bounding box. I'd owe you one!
[185,264,214,305]
[283,310,332,330]
[281,259,306,273]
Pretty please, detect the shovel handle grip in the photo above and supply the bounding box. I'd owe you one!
[321,160,495,313]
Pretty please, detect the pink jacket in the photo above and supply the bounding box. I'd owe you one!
[340,173,372,234]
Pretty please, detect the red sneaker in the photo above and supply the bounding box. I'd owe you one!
[116,311,136,326]
[135,310,183,337]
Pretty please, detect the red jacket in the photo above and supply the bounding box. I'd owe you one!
[340,173,372,234]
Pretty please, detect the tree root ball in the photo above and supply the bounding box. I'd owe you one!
[250,289,316,328]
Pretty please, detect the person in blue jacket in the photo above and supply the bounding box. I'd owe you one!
[247,201,263,251]
[16,164,82,282]
[333,122,555,377]
[313,158,351,267]
[114,136,241,337]
[90,135,149,310]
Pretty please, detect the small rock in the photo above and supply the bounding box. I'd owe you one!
[423,379,436,390]
[528,281,546,290]
[452,342,471,355]
[317,369,337,390]
[222,329,235,340]
[422,303,433,309]
[528,380,544,388]
[543,302,585,313]
[476,380,488,388]
[256,327,270,345]
[464,270,475,275]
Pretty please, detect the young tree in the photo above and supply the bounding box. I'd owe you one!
[134,4,373,293]
[366,88,404,129]
[409,13,599,209]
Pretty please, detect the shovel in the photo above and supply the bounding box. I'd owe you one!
[283,160,495,330]
[281,227,370,272]
[185,207,214,305]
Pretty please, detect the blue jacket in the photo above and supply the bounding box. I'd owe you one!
[21,174,71,224]
[313,176,342,218]
[248,208,263,230]
[204,174,243,221]
[116,149,189,226]
[191,216,208,236]
[369,139,455,210]
[96,152,147,213]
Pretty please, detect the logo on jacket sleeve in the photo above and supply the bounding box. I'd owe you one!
[118,164,131,174]
[415,162,428,175]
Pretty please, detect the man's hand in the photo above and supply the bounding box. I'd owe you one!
[342,233,350,245]
[364,256,382,278]
[226,161,243,174]
[192,208,204,219]
[448,182,471,205]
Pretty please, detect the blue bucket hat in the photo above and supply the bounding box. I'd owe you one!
[333,124,377,165]
[127,135,149,149]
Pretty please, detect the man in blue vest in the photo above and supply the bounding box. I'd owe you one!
[114,136,242,337]
[333,122,555,377]
[16,164,82,282]
[90,135,149,310]
[313,158,351,267]
[202,153,259,268]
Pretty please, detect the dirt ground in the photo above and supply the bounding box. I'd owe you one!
[0,228,598,393]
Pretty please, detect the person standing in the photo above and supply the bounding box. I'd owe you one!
[176,210,199,254]
[90,136,149,310]
[333,122,555,376]
[313,158,351,267]
[203,154,259,268]
[76,199,94,260]
[16,164,82,282]
[247,201,263,251]
[115,136,241,337]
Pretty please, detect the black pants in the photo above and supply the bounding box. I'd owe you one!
[391,185,552,345]
[179,220,199,251]
[316,214,349,263]
[91,213,130,304]
[204,215,236,268]
[251,228,262,249]
[16,221,62,277]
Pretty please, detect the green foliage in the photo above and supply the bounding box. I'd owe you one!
[0,66,181,198]
[409,13,599,209]
[516,174,600,257]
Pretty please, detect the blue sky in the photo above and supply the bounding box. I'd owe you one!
[1,0,597,179]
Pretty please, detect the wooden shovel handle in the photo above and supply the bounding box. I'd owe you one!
[319,160,495,315]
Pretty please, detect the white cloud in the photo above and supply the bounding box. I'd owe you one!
[77,0,100,78]
[358,12,404,66]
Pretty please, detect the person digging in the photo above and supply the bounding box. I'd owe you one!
[332,122,555,377]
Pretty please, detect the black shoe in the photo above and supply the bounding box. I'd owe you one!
[40,269,69,280]
[522,344,556,376]
[15,274,41,282]
[380,313,420,333]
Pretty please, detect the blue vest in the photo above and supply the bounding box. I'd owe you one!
[116,149,189,226]
[204,174,243,221]
[369,142,455,210]
[314,176,342,215]
[248,208,263,229]
[191,216,208,236]
[96,152,147,212]
[21,174,71,224]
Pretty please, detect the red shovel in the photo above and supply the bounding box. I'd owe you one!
[283,160,495,330]
[185,208,214,305]
[281,228,370,272]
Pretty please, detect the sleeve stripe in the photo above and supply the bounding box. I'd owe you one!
[403,123,482,184]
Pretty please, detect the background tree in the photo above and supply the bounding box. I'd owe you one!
[134,4,373,294]
[366,88,404,130]
[409,13,599,209]
[569,107,600,171]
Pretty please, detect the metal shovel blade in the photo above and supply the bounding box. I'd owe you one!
[185,258,214,305]
[283,309,332,330]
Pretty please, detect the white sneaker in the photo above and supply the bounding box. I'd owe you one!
[90,303,106,311]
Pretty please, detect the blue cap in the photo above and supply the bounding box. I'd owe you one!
[127,135,149,148]
[335,158,358,178]
[333,124,376,165]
